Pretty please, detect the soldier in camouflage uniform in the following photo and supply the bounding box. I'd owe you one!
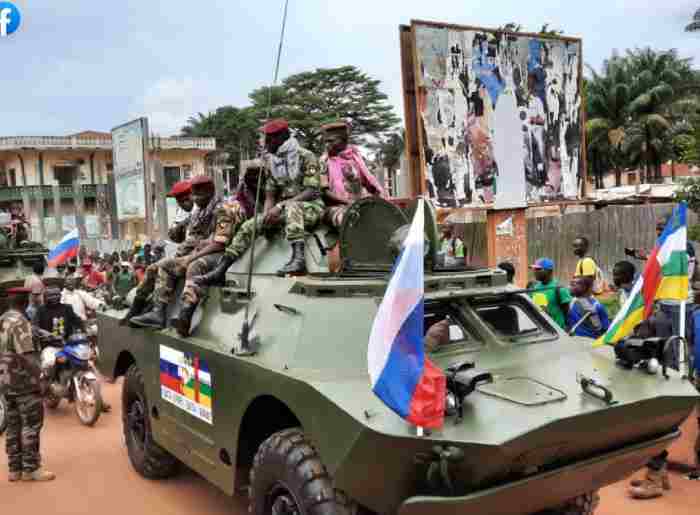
[122,180,194,324]
[131,176,236,336]
[196,119,324,282]
[0,287,55,482]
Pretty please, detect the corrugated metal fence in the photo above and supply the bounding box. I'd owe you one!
[457,203,694,283]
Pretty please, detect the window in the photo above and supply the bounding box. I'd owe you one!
[471,297,556,343]
[424,302,481,353]
[54,166,77,185]
[182,164,193,180]
[8,168,16,187]
[163,166,181,193]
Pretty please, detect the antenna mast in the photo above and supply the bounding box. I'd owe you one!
[238,0,290,354]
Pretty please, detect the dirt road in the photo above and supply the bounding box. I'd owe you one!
[1,380,697,515]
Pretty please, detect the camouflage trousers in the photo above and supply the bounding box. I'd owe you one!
[154,252,224,305]
[5,392,44,473]
[133,262,159,302]
[226,200,323,258]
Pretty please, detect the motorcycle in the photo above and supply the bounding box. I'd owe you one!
[41,333,103,426]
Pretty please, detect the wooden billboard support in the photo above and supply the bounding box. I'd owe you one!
[399,25,424,198]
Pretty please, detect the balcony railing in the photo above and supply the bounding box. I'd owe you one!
[0,135,216,151]
[0,184,100,202]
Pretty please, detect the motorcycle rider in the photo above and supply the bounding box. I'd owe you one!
[33,288,111,413]
[0,287,55,482]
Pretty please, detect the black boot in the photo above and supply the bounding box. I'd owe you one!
[277,241,306,277]
[193,255,235,286]
[130,302,167,329]
[120,296,148,326]
[175,302,198,338]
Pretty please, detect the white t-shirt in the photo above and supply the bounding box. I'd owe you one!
[61,289,104,321]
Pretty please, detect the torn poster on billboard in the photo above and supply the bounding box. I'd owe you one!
[413,23,582,208]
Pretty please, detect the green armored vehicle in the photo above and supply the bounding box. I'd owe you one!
[97,198,697,515]
[0,215,57,311]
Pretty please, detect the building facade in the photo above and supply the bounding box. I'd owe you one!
[0,131,217,243]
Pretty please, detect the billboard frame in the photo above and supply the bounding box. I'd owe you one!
[400,19,587,208]
[110,117,153,234]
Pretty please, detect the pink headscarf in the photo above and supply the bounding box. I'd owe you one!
[326,146,386,201]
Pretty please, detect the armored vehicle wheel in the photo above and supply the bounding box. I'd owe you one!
[250,428,355,515]
[122,364,179,479]
[538,492,600,515]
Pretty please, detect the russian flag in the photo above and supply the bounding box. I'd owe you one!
[47,229,80,268]
[368,200,446,429]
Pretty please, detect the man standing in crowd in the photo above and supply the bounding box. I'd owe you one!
[529,258,571,330]
[61,277,105,322]
[497,261,515,284]
[0,287,55,482]
[572,236,604,294]
[612,260,637,307]
[567,277,610,338]
[24,261,46,317]
[626,214,697,335]
[438,223,465,267]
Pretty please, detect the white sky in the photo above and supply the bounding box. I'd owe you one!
[2,0,699,136]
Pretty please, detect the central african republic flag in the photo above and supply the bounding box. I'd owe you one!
[594,202,689,347]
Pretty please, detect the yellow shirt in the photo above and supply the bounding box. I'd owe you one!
[575,257,597,277]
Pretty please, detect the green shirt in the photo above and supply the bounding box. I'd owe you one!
[530,280,572,329]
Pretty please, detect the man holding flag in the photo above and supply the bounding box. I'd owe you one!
[367,199,446,430]
[594,203,690,349]
[594,202,693,499]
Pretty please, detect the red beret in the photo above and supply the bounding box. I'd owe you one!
[191,175,214,188]
[6,287,31,295]
[263,119,289,135]
[167,180,192,198]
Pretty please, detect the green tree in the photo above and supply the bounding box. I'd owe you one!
[369,130,405,172]
[625,48,697,182]
[181,106,260,180]
[249,66,400,154]
[585,55,631,186]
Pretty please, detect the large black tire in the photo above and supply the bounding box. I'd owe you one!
[122,364,179,479]
[538,492,600,515]
[250,428,355,515]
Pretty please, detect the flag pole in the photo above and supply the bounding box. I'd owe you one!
[679,299,686,367]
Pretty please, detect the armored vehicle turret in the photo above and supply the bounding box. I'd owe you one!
[97,197,698,515]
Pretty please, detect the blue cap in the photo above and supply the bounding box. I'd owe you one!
[530,258,554,271]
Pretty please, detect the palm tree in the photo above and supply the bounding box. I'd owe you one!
[586,56,631,186]
[625,48,692,182]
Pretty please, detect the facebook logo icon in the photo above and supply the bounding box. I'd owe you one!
[0,2,21,38]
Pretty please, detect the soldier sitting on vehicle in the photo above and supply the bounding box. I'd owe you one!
[194,118,324,282]
[130,175,235,335]
[192,159,266,288]
[170,164,264,336]
[121,180,194,324]
[319,120,385,229]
